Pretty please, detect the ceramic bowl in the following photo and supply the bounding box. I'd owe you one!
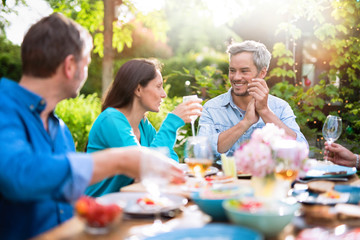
[223,197,300,237]
[191,185,252,221]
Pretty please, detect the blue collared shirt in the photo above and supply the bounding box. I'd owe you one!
[0,78,93,239]
[198,88,308,158]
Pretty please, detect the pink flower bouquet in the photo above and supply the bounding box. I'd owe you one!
[234,123,309,178]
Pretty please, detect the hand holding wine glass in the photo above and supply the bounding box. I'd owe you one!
[325,142,359,168]
[182,95,202,136]
[322,115,342,163]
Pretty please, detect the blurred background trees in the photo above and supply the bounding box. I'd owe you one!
[1,0,359,158]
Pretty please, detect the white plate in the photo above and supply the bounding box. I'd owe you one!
[179,163,219,177]
[305,164,356,178]
[291,188,350,205]
[97,192,187,216]
[204,175,235,184]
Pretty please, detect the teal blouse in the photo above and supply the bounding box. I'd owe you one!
[85,107,184,197]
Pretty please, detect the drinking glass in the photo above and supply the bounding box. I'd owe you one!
[273,140,300,182]
[322,115,342,144]
[273,140,303,199]
[322,115,342,162]
[140,147,171,236]
[185,136,214,180]
[183,95,200,136]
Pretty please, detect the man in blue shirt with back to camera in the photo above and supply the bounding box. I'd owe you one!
[198,40,308,158]
[0,13,184,239]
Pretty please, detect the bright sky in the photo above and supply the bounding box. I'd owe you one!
[4,0,239,45]
[4,0,165,45]
[132,0,164,13]
[4,0,53,45]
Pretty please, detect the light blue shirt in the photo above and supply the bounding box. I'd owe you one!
[0,78,93,239]
[198,88,308,158]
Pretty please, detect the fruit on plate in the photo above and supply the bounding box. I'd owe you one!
[204,175,234,183]
[75,195,123,228]
[137,196,155,205]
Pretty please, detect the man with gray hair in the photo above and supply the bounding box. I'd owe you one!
[198,40,307,158]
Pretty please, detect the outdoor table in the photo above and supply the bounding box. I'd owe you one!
[32,175,360,240]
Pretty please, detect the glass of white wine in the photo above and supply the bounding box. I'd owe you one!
[322,115,342,163]
[183,95,200,136]
[185,136,214,180]
[273,140,301,198]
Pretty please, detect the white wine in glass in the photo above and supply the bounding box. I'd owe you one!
[322,115,342,163]
[183,95,200,136]
[185,136,214,179]
[273,140,300,182]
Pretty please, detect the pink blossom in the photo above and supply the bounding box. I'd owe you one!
[234,123,309,178]
[234,141,275,177]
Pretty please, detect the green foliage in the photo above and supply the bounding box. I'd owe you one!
[268,42,296,79]
[55,93,101,152]
[313,0,360,151]
[170,65,230,100]
[0,36,21,81]
[80,54,102,96]
[162,50,229,97]
[270,80,339,126]
[48,0,168,58]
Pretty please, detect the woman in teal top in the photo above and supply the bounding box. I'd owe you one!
[85,59,202,197]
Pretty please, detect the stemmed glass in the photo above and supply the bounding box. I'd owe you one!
[140,147,171,236]
[185,136,214,180]
[273,140,302,199]
[322,115,342,163]
[183,95,200,136]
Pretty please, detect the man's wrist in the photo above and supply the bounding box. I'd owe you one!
[355,153,359,169]
[257,107,273,119]
[240,118,252,130]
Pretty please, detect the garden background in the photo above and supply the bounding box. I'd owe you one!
[1,0,359,161]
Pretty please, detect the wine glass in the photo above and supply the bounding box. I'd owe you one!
[140,147,171,236]
[273,140,302,199]
[185,136,214,180]
[183,95,200,136]
[322,115,342,163]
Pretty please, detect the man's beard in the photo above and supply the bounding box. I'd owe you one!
[231,87,249,97]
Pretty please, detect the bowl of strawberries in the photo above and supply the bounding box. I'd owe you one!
[75,195,124,234]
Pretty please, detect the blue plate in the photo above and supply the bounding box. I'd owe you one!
[291,184,360,205]
[145,223,263,240]
[334,185,360,204]
[305,164,356,178]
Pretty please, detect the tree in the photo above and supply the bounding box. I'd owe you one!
[102,0,116,94]
[0,0,26,36]
[47,0,168,94]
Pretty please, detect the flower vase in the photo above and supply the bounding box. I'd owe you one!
[251,174,277,199]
